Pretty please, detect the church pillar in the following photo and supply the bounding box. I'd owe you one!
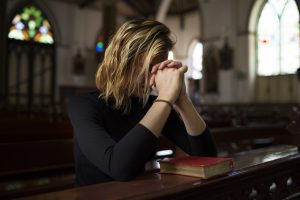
[156,0,172,23]
[0,0,7,100]
[102,0,117,50]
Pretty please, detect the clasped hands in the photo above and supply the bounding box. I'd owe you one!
[148,60,188,105]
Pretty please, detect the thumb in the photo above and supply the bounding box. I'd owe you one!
[178,65,188,73]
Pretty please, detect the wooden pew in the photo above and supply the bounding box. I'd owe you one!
[0,115,75,199]
[155,124,295,158]
[0,105,297,199]
[17,145,300,200]
[211,124,293,155]
[197,103,299,128]
[287,112,300,148]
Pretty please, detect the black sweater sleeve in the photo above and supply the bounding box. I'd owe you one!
[68,95,157,181]
[162,109,218,157]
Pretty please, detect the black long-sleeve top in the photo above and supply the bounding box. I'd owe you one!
[68,91,217,186]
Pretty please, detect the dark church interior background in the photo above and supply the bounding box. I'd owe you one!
[0,0,300,199]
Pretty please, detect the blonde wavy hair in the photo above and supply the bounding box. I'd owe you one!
[96,19,175,113]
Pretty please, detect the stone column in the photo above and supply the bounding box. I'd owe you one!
[102,0,117,49]
[0,0,7,100]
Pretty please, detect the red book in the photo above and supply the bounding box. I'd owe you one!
[159,156,234,179]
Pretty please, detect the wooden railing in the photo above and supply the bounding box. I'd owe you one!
[16,145,300,200]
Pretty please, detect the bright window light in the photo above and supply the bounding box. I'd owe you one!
[257,0,299,76]
[168,51,174,60]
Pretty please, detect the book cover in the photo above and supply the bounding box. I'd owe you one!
[159,156,234,179]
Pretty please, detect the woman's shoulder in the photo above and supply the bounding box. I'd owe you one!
[67,90,107,116]
[68,91,157,114]
[68,90,102,105]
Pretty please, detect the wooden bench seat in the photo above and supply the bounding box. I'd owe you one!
[155,124,294,157]
[211,125,293,155]
[0,115,75,199]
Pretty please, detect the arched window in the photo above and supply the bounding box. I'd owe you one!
[6,5,56,111]
[8,6,54,44]
[257,0,299,76]
[186,40,203,103]
[168,51,174,60]
[188,41,203,79]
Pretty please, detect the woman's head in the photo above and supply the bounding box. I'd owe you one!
[96,19,175,113]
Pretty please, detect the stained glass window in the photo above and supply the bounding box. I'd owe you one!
[8,6,54,44]
[257,0,299,76]
[96,35,104,52]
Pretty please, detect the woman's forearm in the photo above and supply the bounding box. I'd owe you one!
[175,96,206,136]
[142,66,187,138]
[139,97,172,138]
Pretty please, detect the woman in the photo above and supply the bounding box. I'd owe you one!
[68,19,217,186]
